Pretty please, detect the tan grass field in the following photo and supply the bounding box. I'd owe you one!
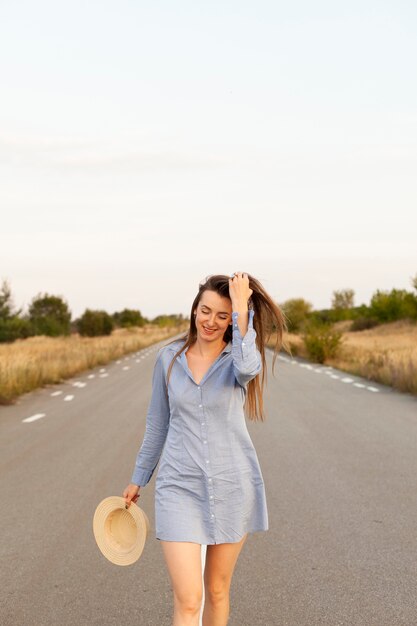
[271,320,417,395]
[0,324,187,405]
[3,319,416,405]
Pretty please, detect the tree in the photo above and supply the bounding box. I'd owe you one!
[76,309,114,336]
[331,289,355,310]
[0,278,31,342]
[0,278,22,319]
[369,288,416,322]
[113,308,146,328]
[28,293,72,336]
[151,314,184,327]
[280,298,313,333]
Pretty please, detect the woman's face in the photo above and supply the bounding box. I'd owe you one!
[194,290,232,342]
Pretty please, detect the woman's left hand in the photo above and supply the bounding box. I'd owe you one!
[229,272,253,308]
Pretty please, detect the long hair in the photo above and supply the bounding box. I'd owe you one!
[165,273,290,421]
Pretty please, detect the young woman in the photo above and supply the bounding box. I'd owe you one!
[123,271,288,626]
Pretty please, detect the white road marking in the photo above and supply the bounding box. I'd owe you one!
[116,360,122,364]
[22,413,46,423]
[122,366,130,370]
[64,395,74,401]
[99,373,109,378]
[50,391,63,396]
[72,381,87,388]
[99,368,106,373]
[277,355,383,394]
[88,374,95,379]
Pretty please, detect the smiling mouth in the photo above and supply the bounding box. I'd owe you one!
[202,326,216,334]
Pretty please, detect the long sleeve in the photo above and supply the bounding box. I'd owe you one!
[130,351,170,487]
[231,309,262,387]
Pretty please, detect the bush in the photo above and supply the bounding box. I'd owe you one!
[113,308,146,328]
[151,314,184,327]
[76,309,114,337]
[369,289,417,322]
[281,298,313,333]
[350,316,380,332]
[28,293,72,336]
[302,322,344,364]
[0,317,32,343]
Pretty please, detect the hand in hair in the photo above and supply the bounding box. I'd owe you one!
[229,272,253,310]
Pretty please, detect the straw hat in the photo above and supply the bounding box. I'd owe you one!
[93,496,150,566]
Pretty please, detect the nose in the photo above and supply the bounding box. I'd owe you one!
[208,313,217,326]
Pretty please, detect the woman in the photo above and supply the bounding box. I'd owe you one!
[123,271,288,626]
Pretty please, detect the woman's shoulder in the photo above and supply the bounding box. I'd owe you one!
[156,336,187,360]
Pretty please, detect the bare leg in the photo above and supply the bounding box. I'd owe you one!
[202,533,248,626]
[160,540,203,626]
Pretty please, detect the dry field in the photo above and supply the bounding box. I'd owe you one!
[270,320,417,395]
[0,324,187,405]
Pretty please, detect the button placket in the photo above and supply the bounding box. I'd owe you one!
[197,384,216,523]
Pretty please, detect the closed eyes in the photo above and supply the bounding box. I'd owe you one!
[201,308,228,320]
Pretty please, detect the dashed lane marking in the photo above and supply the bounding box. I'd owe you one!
[22,413,46,423]
[277,355,380,393]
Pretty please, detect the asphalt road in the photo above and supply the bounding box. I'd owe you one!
[1,339,417,626]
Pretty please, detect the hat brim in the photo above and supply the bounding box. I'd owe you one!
[93,496,150,566]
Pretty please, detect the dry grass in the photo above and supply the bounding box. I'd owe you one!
[268,319,417,395]
[0,324,187,405]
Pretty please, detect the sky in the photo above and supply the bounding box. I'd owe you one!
[1,1,416,320]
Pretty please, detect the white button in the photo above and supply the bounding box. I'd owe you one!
[203,440,207,444]
[201,422,205,425]
[198,386,200,390]
[206,459,210,463]
[209,495,213,499]
[199,404,202,407]
[242,342,245,346]
[211,514,215,518]
[208,478,212,482]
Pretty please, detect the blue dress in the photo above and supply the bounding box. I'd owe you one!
[130,309,269,544]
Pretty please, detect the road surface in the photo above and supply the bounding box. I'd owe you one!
[1,340,417,625]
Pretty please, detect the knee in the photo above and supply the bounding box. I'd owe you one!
[206,579,229,606]
[174,590,203,615]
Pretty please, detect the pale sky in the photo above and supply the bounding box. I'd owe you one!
[1,1,416,319]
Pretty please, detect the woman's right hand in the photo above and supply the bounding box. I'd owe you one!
[123,483,141,508]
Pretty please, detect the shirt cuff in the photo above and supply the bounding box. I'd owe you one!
[131,467,154,487]
[231,309,254,334]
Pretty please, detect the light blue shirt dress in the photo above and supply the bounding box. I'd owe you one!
[130,309,269,544]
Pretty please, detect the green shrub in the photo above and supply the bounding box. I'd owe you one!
[302,322,344,364]
[76,309,114,336]
[28,293,72,336]
[113,308,146,328]
[0,317,32,343]
[151,314,184,327]
[369,289,417,322]
[281,298,313,333]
